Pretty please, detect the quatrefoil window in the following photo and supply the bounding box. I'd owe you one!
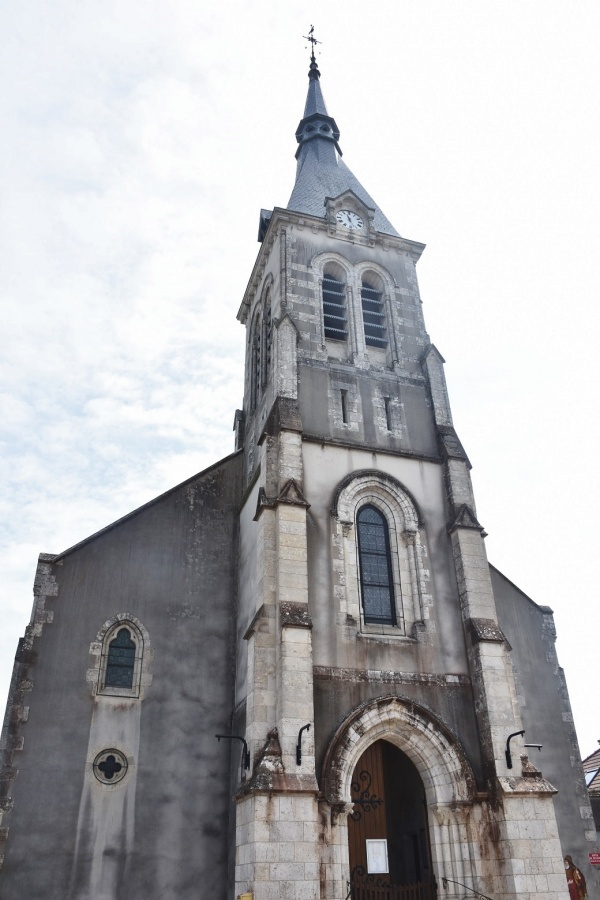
[93,749,128,785]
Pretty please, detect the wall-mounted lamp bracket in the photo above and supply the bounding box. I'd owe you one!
[296,723,311,765]
[215,734,251,770]
[505,729,525,769]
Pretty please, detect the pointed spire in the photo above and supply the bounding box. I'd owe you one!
[303,51,329,118]
[294,31,341,160]
[302,25,325,117]
[287,31,400,237]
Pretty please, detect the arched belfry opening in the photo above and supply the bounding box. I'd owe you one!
[348,740,436,898]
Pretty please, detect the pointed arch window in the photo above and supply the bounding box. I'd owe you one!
[106,628,136,689]
[323,272,347,341]
[361,276,387,348]
[357,504,396,625]
[97,619,145,697]
[333,473,432,639]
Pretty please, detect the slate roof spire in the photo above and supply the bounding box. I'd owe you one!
[287,34,400,237]
[303,45,329,118]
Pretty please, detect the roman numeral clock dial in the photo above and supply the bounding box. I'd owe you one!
[336,209,364,229]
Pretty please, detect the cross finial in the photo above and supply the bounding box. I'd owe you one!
[303,25,321,63]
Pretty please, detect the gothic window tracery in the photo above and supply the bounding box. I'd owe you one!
[332,472,432,638]
[96,618,145,697]
[105,628,136,688]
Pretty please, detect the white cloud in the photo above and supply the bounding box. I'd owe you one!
[1,0,599,760]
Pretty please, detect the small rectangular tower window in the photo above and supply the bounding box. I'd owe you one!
[340,389,348,424]
[384,396,392,431]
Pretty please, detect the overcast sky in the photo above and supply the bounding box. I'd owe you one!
[1,1,599,759]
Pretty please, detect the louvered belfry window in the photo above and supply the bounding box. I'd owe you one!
[263,299,272,386]
[361,279,387,348]
[322,274,347,341]
[357,505,396,625]
[250,317,261,411]
[105,628,136,688]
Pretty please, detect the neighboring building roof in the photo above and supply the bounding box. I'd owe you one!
[583,745,600,793]
[287,54,400,237]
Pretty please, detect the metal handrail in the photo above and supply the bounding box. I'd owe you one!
[441,876,493,899]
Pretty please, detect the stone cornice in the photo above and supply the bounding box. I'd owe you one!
[238,206,426,322]
[313,666,471,687]
[302,432,440,465]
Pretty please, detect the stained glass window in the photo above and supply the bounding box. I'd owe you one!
[105,628,136,689]
[357,505,396,625]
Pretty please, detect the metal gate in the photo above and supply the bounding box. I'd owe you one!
[348,878,437,900]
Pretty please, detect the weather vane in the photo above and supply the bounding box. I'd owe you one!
[303,25,321,62]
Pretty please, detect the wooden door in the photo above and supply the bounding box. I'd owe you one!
[348,742,389,882]
[347,740,437,899]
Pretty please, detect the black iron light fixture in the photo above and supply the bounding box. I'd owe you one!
[296,723,311,765]
[505,729,543,769]
[215,734,251,770]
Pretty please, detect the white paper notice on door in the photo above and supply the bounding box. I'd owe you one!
[366,839,389,874]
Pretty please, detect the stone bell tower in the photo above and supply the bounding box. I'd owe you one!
[232,39,571,900]
[1,31,593,900]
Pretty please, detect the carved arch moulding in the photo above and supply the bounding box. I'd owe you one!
[87,613,153,699]
[330,470,433,638]
[321,694,476,807]
[318,696,485,900]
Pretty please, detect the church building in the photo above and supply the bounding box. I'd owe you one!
[1,42,597,900]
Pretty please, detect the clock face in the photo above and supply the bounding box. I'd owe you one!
[336,210,364,230]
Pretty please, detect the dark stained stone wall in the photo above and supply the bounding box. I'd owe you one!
[313,671,484,787]
[0,451,243,900]
[491,564,600,897]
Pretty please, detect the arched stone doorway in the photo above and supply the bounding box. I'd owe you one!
[320,696,481,900]
[348,740,436,898]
